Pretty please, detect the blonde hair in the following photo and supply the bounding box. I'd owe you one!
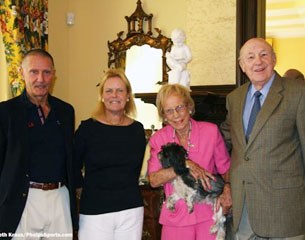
[92,69,136,119]
[156,83,194,120]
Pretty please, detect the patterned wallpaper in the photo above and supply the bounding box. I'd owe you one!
[186,0,236,86]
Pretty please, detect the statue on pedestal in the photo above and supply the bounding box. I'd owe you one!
[166,29,192,89]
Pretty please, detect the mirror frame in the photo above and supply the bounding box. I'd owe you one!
[107,0,172,85]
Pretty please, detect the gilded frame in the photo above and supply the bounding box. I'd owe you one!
[107,0,172,85]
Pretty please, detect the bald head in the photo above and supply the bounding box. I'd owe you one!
[283,69,304,81]
[239,38,275,62]
[238,38,277,89]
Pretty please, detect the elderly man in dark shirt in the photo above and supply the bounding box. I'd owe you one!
[0,49,77,239]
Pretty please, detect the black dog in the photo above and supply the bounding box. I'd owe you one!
[158,142,226,239]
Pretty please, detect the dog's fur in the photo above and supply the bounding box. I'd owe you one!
[158,142,226,240]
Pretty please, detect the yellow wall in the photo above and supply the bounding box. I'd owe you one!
[272,37,305,76]
[1,1,236,127]
[2,1,304,128]
[48,0,236,126]
[48,0,188,126]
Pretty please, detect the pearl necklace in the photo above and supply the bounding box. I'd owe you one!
[172,121,192,157]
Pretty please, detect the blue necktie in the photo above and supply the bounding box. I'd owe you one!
[246,91,262,142]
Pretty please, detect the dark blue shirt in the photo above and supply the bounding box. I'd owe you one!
[23,91,66,183]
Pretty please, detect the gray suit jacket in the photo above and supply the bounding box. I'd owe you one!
[220,72,305,237]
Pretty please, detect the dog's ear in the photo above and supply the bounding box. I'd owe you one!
[158,144,172,168]
[158,143,189,172]
[168,144,189,175]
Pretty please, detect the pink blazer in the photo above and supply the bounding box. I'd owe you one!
[148,118,230,226]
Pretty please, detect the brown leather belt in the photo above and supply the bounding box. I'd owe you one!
[29,182,65,191]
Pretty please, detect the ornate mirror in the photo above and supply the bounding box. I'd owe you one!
[107,0,172,93]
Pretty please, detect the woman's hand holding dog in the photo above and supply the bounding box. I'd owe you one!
[185,160,214,190]
[149,168,177,188]
[216,182,232,215]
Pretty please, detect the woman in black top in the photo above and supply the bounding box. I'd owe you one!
[74,69,146,240]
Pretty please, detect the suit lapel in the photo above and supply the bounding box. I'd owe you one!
[246,73,283,146]
[11,96,30,162]
[235,83,249,146]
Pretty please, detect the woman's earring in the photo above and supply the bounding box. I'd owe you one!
[101,98,104,102]
[127,98,130,102]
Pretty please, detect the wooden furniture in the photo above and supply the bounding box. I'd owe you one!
[136,85,235,125]
[140,185,163,240]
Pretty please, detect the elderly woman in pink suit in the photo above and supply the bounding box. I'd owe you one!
[147,84,231,240]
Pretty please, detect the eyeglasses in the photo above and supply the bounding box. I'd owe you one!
[164,104,187,116]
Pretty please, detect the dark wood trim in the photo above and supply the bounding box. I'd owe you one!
[236,0,266,86]
[134,93,157,105]
[236,0,258,86]
[190,85,236,96]
[135,86,231,126]
[134,85,236,105]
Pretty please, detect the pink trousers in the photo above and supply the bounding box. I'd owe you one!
[161,218,216,240]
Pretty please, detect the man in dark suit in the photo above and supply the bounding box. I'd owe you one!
[220,38,305,239]
[0,49,77,239]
